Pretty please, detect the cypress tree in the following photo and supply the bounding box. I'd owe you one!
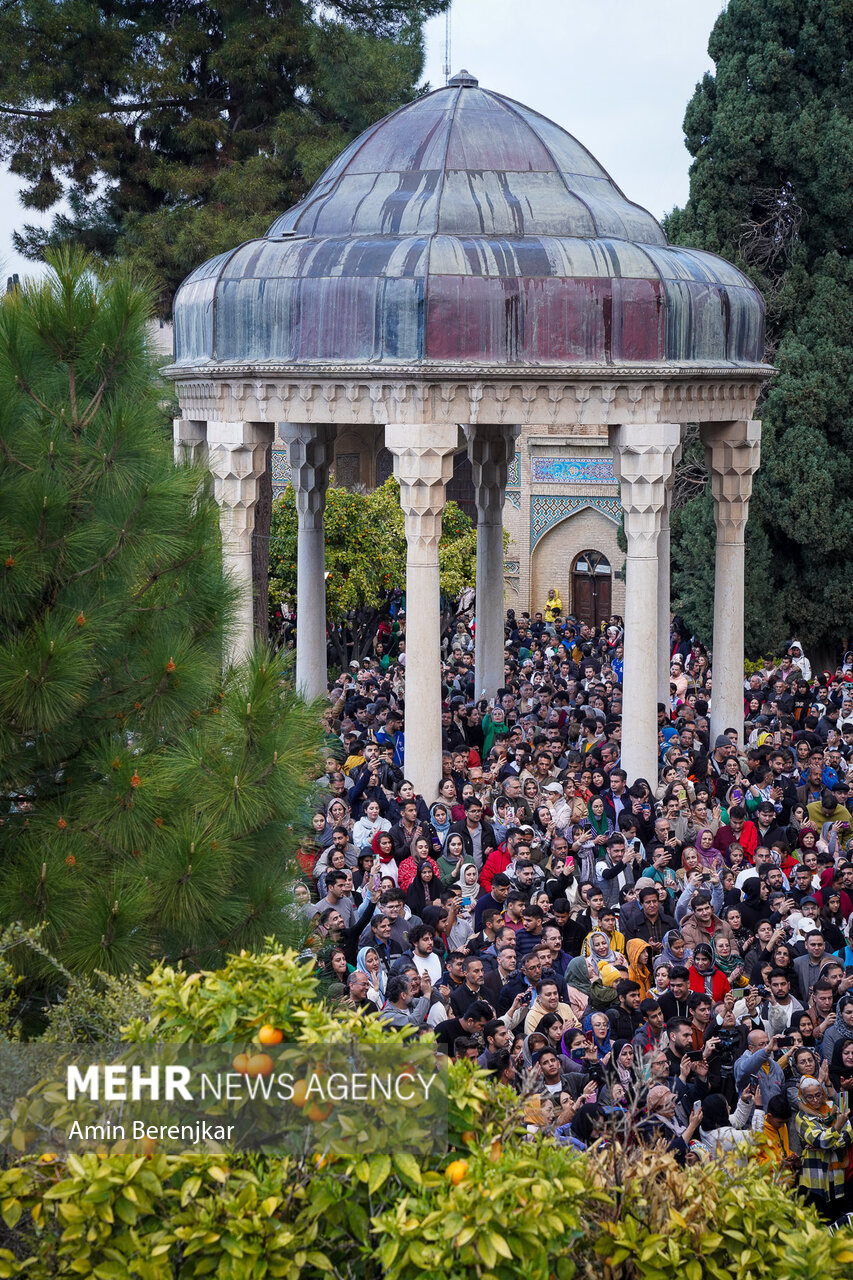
[0,250,321,983]
[665,0,853,654]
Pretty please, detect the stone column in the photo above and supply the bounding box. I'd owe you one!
[385,423,458,800]
[609,422,681,785]
[701,420,762,746]
[279,423,336,702]
[173,418,208,467]
[207,420,274,664]
[657,441,682,707]
[466,424,520,700]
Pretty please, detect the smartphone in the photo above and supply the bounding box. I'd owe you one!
[749,1074,760,1088]
[840,1091,849,1113]
[778,1036,795,1048]
[462,895,472,907]
[686,1050,704,1062]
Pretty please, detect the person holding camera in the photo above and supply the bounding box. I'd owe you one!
[759,968,803,1035]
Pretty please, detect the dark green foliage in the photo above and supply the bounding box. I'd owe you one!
[0,249,322,984]
[664,0,853,653]
[0,0,448,310]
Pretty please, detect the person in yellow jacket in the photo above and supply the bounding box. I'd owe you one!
[543,588,563,622]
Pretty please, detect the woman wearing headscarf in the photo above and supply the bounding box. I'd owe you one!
[370,829,398,885]
[561,1028,592,1073]
[537,1012,574,1073]
[587,795,613,842]
[654,929,693,973]
[828,1039,853,1095]
[688,943,731,1001]
[428,802,451,849]
[786,1046,826,1113]
[583,931,628,986]
[355,946,387,1009]
[601,1039,636,1106]
[435,830,467,887]
[582,1009,613,1062]
[565,954,618,1013]
[405,859,442,918]
[795,1077,853,1219]
[791,1010,819,1052]
[694,828,725,872]
[626,939,653,999]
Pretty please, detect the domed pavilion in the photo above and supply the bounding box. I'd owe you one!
[165,71,772,791]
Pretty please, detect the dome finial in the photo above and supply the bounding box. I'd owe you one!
[448,69,478,87]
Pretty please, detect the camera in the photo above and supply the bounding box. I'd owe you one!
[756,985,770,999]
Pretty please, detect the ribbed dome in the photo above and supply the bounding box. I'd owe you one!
[173,73,765,368]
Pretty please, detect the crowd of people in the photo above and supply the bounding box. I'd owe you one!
[297,597,853,1221]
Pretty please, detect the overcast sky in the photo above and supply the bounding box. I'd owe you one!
[0,0,726,285]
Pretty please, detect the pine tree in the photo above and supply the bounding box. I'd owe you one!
[664,0,853,654]
[0,249,322,983]
[0,0,448,310]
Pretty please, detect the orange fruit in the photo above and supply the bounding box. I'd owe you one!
[232,1053,250,1074]
[489,1139,503,1162]
[291,1078,310,1108]
[460,1131,476,1146]
[141,1136,157,1157]
[305,1101,332,1122]
[38,1152,58,1164]
[445,1158,469,1184]
[245,1053,274,1077]
[258,1024,283,1046]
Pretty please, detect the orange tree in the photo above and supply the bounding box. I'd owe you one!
[3,945,853,1280]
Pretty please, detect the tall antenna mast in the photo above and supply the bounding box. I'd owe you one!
[443,3,452,84]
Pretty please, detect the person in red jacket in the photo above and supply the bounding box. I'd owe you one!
[715,805,758,863]
[688,943,731,1002]
[480,828,522,891]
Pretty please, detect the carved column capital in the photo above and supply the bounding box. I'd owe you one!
[701,420,762,545]
[206,421,274,552]
[279,422,336,530]
[173,418,208,467]
[465,423,520,525]
[609,423,682,556]
[385,424,458,560]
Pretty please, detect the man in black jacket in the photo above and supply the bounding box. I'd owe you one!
[606,979,644,1041]
[447,798,497,870]
[658,967,693,1023]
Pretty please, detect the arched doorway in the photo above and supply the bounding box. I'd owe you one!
[572,550,612,629]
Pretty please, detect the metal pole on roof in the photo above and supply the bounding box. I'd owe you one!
[443,4,452,84]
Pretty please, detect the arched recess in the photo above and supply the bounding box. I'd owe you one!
[530,506,625,621]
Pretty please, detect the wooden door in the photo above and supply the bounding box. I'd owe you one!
[572,550,612,629]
